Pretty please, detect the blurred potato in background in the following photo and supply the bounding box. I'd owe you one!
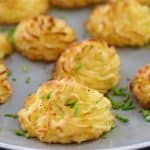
[86,0,150,47]
[0,0,49,24]
[14,15,76,62]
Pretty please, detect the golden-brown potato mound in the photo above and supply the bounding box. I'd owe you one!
[0,60,12,104]
[18,78,114,143]
[52,39,120,93]
[50,0,106,9]
[86,0,150,47]
[0,33,12,59]
[130,64,150,108]
[138,0,150,5]
[14,15,76,62]
[109,0,150,5]
[0,0,49,24]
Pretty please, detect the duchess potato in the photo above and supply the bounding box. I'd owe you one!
[86,0,150,47]
[18,78,114,144]
[0,60,12,104]
[109,0,150,5]
[52,39,120,93]
[50,0,105,9]
[138,0,150,5]
[130,64,150,108]
[0,0,49,24]
[0,33,12,59]
[14,15,76,62]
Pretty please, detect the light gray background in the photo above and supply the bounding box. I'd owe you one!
[0,7,150,150]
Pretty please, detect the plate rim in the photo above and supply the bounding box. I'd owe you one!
[0,141,150,150]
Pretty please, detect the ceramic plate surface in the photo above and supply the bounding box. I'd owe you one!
[0,7,150,150]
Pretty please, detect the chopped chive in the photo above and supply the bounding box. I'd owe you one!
[12,78,16,82]
[142,110,150,117]
[65,99,77,109]
[22,64,28,72]
[112,87,127,96]
[115,114,129,123]
[74,64,83,72]
[122,101,135,110]
[107,92,114,101]
[111,123,117,130]
[7,70,12,77]
[101,133,107,139]
[107,87,135,111]
[28,93,32,96]
[91,107,97,112]
[141,110,150,122]
[41,92,51,100]
[123,94,130,103]
[4,113,18,119]
[145,116,150,122]
[25,77,31,84]
[64,99,80,116]
[73,106,79,117]
[15,130,30,138]
[111,101,124,110]
[7,27,16,46]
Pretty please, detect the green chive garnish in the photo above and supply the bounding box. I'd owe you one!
[65,99,77,109]
[112,87,127,96]
[25,77,31,84]
[28,93,32,96]
[15,130,30,138]
[101,133,107,139]
[111,123,117,130]
[122,101,135,110]
[7,70,12,77]
[41,92,51,100]
[141,110,150,122]
[74,64,83,72]
[73,106,79,117]
[115,114,129,123]
[12,78,16,82]
[4,113,18,119]
[22,64,28,73]
[107,87,135,111]
[7,27,16,46]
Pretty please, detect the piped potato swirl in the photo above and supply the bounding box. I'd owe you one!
[14,15,76,62]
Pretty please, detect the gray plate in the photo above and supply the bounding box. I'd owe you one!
[0,7,150,150]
